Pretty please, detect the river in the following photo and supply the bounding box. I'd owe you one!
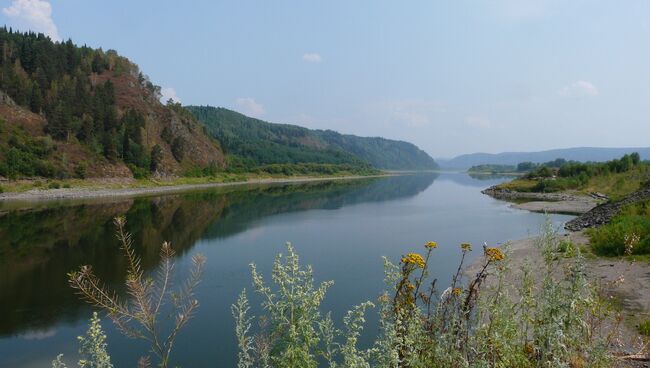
[0,173,572,367]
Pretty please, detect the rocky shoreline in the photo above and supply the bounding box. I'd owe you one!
[565,181,650,231]
[481,186,601,215]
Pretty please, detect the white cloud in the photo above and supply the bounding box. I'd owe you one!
[302,53,322,63]
[160,87,181,104]
[465,115,491,129]
[2,0,60,41]
[235,97,266,117]
[557,80,599,98]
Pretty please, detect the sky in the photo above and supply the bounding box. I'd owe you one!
[1,0,649,158]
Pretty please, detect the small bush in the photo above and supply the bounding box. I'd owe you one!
[639,320,650,336]
[589,215,650,256]
[62,183,71,189]
[48,181,61,189]
[557,239,578,257]
[127,164,149,179]
[74,164,87,179]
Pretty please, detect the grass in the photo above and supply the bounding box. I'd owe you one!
[578,164,650,200]
[638,319,650,336]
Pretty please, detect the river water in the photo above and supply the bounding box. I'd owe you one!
[0,173,572,367]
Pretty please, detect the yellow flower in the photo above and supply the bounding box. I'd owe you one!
[401,253,426,268]
[460,243,472,251]
[485,247,505,261]
[406,283,415,290]
[452,288,462,296]
[425,241,438,249]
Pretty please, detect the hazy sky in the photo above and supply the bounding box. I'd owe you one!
[2,0,649,158]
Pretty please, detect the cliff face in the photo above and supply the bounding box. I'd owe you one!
[92,69,225,176]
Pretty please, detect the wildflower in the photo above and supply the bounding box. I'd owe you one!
[485,247,505,261]
[406,283,415,291]
[425,241,438,249]
[401,253,426,268]
[452,288,462,296]
[624,233,640,256]
[460,243,472,251]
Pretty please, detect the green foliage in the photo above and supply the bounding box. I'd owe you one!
[235,225,613,367]
[74,163,87,179]
[186,105,438,171]
[639,319,650,336]
[0,28,160,178]
[589,200,650,256]
[467,164,516,174]
[48,181,61,189]
[502,153,647,194]
[51,312,113,368]
[0,124,57,178]
[236,244,376,368]
[127,164,149,179]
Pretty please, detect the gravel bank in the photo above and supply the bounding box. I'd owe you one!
[0,175,386,203]
[482,185,601,215]
[565,181,650,231]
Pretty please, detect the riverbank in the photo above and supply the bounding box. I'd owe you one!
[482,185,602,215]
[465,232,648,366]
[0,173,392,202]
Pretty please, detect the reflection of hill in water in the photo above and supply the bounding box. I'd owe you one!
[0,174,435,336]
[202,173,437,240]
[435,172,513,188]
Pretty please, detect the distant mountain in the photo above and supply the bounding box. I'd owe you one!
[186,105,438,170]
[439,147,650,170]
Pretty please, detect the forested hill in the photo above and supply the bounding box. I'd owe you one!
[186,105,438,170]
[0,28,224,179]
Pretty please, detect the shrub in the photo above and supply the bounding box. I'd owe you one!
[589,215,650,256]
[68,217,205,368]
[51,312,113,368]
[48,181,61,189]
[127,164,149,179]
[74,164,87,179]
[234,223,613,367]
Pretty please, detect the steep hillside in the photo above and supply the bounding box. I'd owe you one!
[439,147,650,169]
[0,28,224,179]
[186,105,438,170]
[314,130,438,170]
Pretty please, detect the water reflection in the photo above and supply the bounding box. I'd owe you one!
[0,174,437,337]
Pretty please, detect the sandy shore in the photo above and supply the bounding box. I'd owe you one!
[0,174,388,203]
[510,197,598,214]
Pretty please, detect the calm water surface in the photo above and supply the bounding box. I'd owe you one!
[0,173,573,367]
